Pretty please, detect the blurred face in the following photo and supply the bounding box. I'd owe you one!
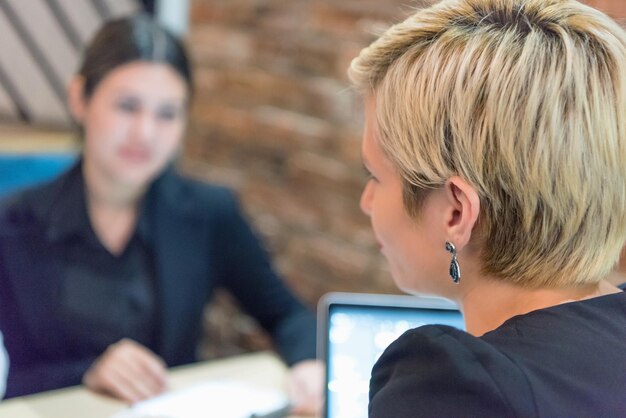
[75,61,188,190]
[360,97,450,296]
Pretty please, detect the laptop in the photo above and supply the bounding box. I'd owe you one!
[317,292,465,418]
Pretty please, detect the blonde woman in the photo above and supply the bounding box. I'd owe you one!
[350,0,626,416]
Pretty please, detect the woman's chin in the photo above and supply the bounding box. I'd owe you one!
[111,164,163,189]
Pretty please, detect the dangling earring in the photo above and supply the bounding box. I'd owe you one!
[445,241,461,284]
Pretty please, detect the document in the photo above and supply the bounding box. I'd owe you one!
[110,379,289,418]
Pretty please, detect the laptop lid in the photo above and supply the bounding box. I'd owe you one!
[317,292,465,418]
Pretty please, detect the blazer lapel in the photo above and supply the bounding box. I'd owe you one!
[147,170,211,365]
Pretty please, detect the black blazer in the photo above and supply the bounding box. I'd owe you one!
[0,163,316,397]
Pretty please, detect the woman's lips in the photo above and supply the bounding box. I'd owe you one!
[119,147,151,163]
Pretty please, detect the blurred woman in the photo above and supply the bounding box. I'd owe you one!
[0,15,321,413]
[349,0,626,415]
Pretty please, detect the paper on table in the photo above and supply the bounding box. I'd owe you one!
[109,379,289,418]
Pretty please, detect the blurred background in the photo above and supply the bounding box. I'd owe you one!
[0,0,624,359]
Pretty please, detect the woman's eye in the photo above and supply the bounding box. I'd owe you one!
[363,165,378,182]
[156,106,182,121]
[157,110,177,121]
[116,99,140,113]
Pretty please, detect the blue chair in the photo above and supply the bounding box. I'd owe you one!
[0,153,77,196]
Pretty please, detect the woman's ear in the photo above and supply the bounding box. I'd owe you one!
[67,76,86,123]
[443,176,480,250]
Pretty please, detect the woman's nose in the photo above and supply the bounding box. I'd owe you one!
[132,111,157,142]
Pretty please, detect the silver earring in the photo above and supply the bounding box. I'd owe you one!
[445,241,461,284]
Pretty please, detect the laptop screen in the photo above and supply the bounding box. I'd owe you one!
[318,293,465,418]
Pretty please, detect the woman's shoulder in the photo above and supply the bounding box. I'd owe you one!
[153,170,242,219]
[369,325,535,417]
[0,161,82,236]
[484,291,626,346]
[158,169,232,199]
[371,295,626,417]
[0,177,62,233]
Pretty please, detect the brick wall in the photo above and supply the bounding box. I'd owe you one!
[184,0,419,356]
[183,0,626,357]
[184,0,416,300]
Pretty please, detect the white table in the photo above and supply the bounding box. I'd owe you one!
[0,352,307,418]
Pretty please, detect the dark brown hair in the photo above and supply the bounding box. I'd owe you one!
[78,13,193,99]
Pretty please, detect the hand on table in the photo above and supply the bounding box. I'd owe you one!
[83,338,168,404]
[286,359,324,416]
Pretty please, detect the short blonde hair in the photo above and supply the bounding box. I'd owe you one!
[350,0,626,287]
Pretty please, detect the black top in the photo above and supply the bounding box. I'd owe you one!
[0,162,317,398]
[369,291,626,417]
[51,165,158,350]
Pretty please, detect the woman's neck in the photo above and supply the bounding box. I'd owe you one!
[458,278,620,337]
[82,160,145,209]
[82,161,145,255]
